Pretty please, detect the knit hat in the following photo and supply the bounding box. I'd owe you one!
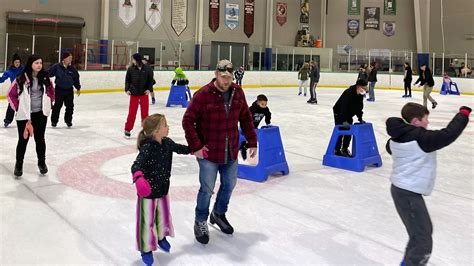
[132,53,143,62]
[62,52,72,60]
[355,79,368,87]
[12,54,21,63]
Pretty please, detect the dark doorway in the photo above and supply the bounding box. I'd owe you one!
[211,41,248,70]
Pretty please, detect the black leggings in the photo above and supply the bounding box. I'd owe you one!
[16,112,48,162]
[404,81,412,96]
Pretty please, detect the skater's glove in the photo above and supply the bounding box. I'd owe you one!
[341,121,351,129]
[132,171,151,197]
[459,106,472,117]
[23,120,34,139]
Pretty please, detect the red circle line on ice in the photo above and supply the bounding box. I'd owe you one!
[57,145,288,200]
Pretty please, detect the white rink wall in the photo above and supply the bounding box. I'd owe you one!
[1,71,473,96]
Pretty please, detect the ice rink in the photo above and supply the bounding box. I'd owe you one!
[1,86,473,265]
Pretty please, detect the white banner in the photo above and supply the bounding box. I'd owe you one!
[225,3,240,30]
[118,0,137,27]
[145,0,163,31]
[172,0,188,36]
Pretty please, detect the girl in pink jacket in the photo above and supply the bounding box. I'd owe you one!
[7,54,55,177]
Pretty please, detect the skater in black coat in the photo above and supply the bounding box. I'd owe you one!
[307,61,320,104]
[414,64,437,109]
[403,62,413,98]
[332,79,368,157]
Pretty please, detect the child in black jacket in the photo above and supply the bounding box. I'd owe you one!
[240,94,271,160]
[131,113,191,265]
[332,79,368,157]
[249,94,272,129]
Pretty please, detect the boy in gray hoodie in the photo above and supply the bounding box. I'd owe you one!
[386,102,471,266]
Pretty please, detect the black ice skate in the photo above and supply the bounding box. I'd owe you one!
[340,148,352,158]
[194,220,209,244]
[14,161,23,177]
[210,211,234,235]
[38,160,48,175]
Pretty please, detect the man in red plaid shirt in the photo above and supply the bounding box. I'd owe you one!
[183,59,257,244]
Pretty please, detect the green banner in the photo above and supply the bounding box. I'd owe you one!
[348,0,360,15]
[384,0,396,15]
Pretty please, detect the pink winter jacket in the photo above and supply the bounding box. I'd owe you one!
[7,73,55,120]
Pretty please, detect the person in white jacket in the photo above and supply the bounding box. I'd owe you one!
[386,102,470,266]
[7,54,55,177]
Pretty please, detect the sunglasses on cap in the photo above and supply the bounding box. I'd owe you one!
[217,65,234,74]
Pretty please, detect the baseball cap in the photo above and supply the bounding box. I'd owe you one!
[216,59,234,77]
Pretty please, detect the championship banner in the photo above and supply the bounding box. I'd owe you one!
[172,0,187,36]
[209,0,220,32]
[118,0,137,27]
[347,19,359,38]
[145,0,162,31]
[300,0,309,24]
[347,0,360,15]
[383,21,395,36]
[384,0,396,15]
[225,3,239,30]
[243,0,254,38]
[276,2,287,26]
[364,7,380,30]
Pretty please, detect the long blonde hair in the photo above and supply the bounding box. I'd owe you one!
[137,113,166,149]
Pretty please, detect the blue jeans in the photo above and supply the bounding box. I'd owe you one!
[195,158,238,222]
[368,81,376,100]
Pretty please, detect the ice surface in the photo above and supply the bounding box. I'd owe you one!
[1,87,472,265]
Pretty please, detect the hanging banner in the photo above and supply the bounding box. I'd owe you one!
[383,21,395,36]
[384,0,396,15]
[347,0,360,15]
[347,19,360,38]
[243,0,254,38]
[276,2,287,26]
[145,0,162,31]
[171,0,187,36]
[364,7,380,30]
[225,3,240,30]
[118,0,137,27]
[300,0,309,24]
[209,0,220,32]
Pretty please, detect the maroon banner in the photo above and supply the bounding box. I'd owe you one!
[209,0,220,32]
[276,2,287,26]
[244,0,254,38]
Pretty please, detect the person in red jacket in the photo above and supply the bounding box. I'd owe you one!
[182,59,257,245]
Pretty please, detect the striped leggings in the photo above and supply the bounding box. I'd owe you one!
[136,195,175,252]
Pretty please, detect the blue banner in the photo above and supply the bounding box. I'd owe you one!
[225,3,240,30]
